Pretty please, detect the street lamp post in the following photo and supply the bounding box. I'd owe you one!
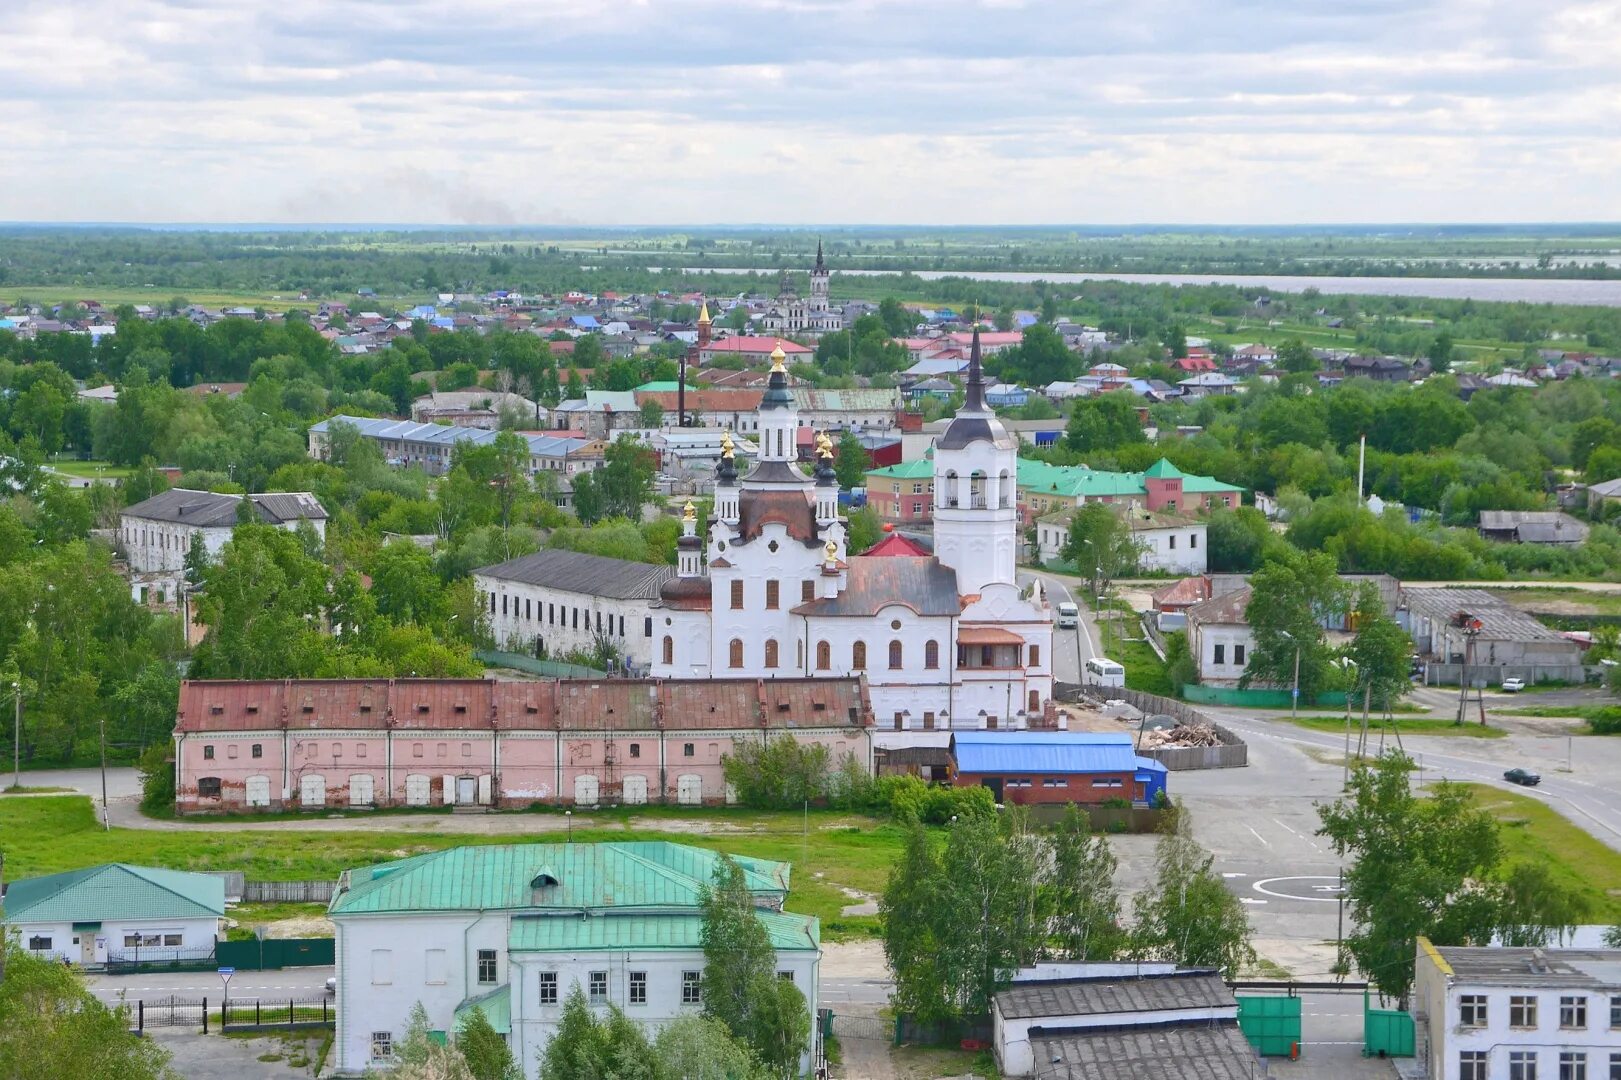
[565,809,573,843]
[1279,630,1302,720]
[11,681,20,791]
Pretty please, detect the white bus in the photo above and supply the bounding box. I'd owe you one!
[1056,602,1079,629]
[1083,657,1125,689]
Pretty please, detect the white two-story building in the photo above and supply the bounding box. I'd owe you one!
[1034,507,1208,575]
[1,863,225,967]
[119,488,327,604]
[1414,937,1621,1080]
[327,842,819,1077]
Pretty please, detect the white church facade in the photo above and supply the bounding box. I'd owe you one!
[759,242,843,337]
[650,333,1054,743]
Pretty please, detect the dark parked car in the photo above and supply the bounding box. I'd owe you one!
[1504,768,1541,787]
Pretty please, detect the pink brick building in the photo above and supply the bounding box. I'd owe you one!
[173,677,873,813]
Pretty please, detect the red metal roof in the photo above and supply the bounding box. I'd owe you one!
[176,677,871,735]
[703,337,812,353]
[862,532,929,557]
[957,627,1026,646]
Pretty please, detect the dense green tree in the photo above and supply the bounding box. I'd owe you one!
[878,296,916,336]
[1346,581,1412,713]
[1319,752,1589,1003]
[1203,505,1272,572]
[1131,807,1255,977]
[1277,338,1317,373]
[1064,392,1145,453]
[833,429,870,491]
[1048,806,1126,960]
[700,855,811,1073]
[1240,548,1346,702]
[1002,323,1076,386]
[1426,332,1454,373]
[0,939,176,1080]
[1060,501,1139,587]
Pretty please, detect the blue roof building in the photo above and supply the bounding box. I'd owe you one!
[948,731,1167,805]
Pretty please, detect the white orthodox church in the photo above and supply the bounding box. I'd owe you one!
[759,242,843,336]
[651,331,1054,741]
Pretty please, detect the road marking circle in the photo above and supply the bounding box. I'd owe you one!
[1252,875,1345,903]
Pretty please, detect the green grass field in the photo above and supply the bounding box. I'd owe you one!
[6,286,315,311]
[1497,705,1621,734]
[1453,783,1621,921]
[44,459,136,480]
[0,797,901,940]
[1284,715,1507,738]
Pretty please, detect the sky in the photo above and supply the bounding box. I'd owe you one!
[2,0,1618,226]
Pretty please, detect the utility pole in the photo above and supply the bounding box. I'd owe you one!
[100,714,110,830]
[1291,644,1301,720]
[11,681,19,791]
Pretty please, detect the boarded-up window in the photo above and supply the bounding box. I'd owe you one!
[371,949,393,985]
[889,641,903,669]
[925,640,939,669]
[764,640,779,668]
[729,639,743,668]
[662,637,673,665]
[765,580,779,609]
[816,641,830,670]
[852,641,866,670]
[730,580,744,609]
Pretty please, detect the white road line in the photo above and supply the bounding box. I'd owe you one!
[1247,825,1271,847]
[1273,818,1302,838]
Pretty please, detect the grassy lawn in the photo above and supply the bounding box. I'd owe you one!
[1479,587,1621,617]
[45,459,136,480]
[1,785,73,794]
[1497,705,1621,734]
[0,797,902,941]
[1284,715,1507,739]
[6,286,312,311]
[1453,783,1621,921]
[1096,611,1172,696]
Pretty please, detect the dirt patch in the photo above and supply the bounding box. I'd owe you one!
[265,915,334,939]
[1056,703,1135,734]
[823,938,889,980]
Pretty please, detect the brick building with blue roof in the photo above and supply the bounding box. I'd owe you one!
[948,731,1168,806]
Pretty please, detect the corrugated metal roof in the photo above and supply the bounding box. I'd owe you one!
[1031,1022,1258,1080]
[123,488,327,527]
[997,970,1233,1020]
[794,556,962,618]
[475,549,677,600]
[950,732,1139,775]
[329,842,789,916]
[507,910,818,953]
[310,415,586,459]
[2,863,226,923]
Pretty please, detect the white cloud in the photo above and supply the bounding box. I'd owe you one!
[0,0,1615,222]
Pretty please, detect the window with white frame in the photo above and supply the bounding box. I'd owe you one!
[538,972,558,1005]
[370,1032,393,1061]
[1510,995,1538,1028]
[629,971,647,1005]
[682,970,702,1005]
[27,936,51,951]
[477,949,497,985]
[1609,1052,1621,1080]
[589,971,608,1004]
[1561,996,1589,1029]
[1459,994,1487,1027]
[1560,1052,1587,1080]
[1509,1050,1538,1080]
[1612,996,1621,1028]
[1459,1051,1488,1080]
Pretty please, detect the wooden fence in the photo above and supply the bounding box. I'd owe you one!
[1084,687,1249,771]
[242,879,336,903]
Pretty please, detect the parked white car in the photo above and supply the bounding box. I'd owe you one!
[1500,677,1526,693]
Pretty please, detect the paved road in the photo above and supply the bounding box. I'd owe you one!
[1020,568,1096,685]
[86,966,334,1004]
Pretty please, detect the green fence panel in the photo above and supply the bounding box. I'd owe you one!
[216,938,335,971]
[1363,994,1415,1058]
[1184,685,1348,709]
[1237,995,1302,1057]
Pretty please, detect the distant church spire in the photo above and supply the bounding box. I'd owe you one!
[963,324,986,412]
[814,238,826,272]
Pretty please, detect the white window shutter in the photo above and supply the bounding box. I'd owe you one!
[443,774,456,805]
[477,774,491,805]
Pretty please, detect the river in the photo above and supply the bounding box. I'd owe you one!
[672,267,1621,307]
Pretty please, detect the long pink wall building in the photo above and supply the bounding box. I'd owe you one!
[173,677,873,813]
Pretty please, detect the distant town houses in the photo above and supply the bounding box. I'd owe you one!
[411,390,544,429]
[120,488,327,604]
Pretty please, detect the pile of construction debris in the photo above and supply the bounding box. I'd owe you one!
[1139,723,1224,749]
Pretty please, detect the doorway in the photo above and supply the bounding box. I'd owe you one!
[980,777,1004,802]
[456,776,477,805]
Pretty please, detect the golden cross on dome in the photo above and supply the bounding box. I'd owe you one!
[816,430,834,459]
[682,500,696,521]
[824,538,838,561]
[720,431,735,459]
[769,342,787,373]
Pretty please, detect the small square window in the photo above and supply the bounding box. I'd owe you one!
[682,970,702,1005]
[683,743,694,758]
[226,744,238,759]
[777,970,794,983]
[629,743,640,759]
[1460,994,1487,1027]
[203,745,214,760]
[589,971,608,1004]
[629,971,647,1005]
[476,949,498,985]
[164,933,182,947]
[27,936,51,951]
[538,972,558,1005]
[1561,996,1589,1030]
[1511,995,1538,1028]
[251,743,262,759]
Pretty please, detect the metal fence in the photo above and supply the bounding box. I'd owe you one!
[106,945,217,973]
[221,997,335,1032]
[132,997,210,1033]
[216,937,335,971]
[1422,662,1592,687]
[242,879,336,903]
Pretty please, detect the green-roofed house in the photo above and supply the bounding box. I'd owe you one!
[326,841,819,1077]
[865,458,936,524]
[1017,457,1244,525]
[1,863,225,967]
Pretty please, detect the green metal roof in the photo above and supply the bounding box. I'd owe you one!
[1,864,226,924]
[455,985,511,1035]
[1143,458,1184,479]
[508,910,819,953]
[866,459,935,480]
[330,842,790,917]
[635,381,682,393]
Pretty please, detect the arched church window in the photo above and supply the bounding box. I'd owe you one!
[816,641,831,670]
[888,641,903,670]
[662,636,673,665]
[764,640,779,669]
[729,639,744,669]
[925,640,939,669]
[852,641,867,670]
